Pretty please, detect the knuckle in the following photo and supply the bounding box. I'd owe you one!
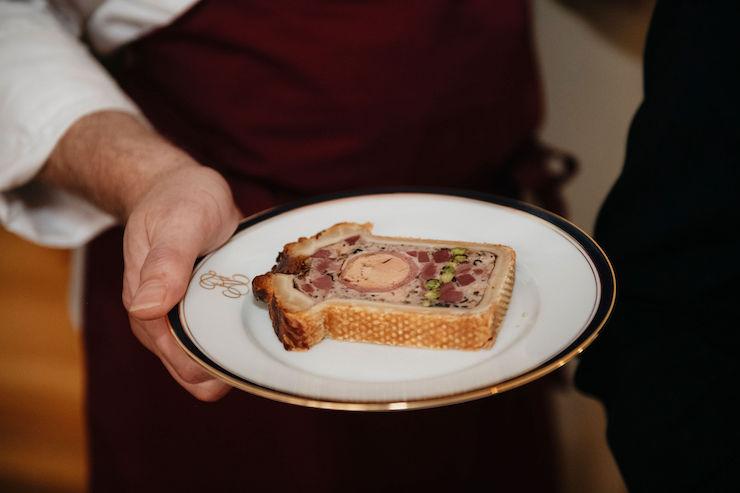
[192,387,224,403]
[147,245,181,267]
[121,290,132,310]
[141,246,184,281]
[178,363,210,385]
[121,276,135,310]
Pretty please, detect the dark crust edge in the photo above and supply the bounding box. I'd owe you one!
[252,274,312,351]
[273,252,308,275]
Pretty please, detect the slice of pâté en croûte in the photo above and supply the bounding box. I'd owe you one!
[252,222,515,351]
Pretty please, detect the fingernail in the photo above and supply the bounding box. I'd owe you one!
[130,282,166,312]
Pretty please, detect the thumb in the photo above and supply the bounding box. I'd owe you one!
[129,242,197,320]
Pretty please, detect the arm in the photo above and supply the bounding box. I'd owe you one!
[44,110,241,401]
[1,2,238,401]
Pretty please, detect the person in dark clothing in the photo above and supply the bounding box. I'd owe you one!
[575,2,740,491]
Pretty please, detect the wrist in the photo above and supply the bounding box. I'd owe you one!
[42,110,200,221]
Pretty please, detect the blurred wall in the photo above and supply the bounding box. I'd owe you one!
[533,1,654,492]
[536,0,654,233]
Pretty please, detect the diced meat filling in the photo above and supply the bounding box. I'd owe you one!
[294,236,496,309]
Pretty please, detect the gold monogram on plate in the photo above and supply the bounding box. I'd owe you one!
[199,271,250,298]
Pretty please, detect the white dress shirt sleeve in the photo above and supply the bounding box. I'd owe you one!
[0,0,141,248]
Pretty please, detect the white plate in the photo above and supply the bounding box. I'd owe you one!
[168,190,615,411]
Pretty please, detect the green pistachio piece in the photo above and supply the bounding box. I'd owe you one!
[424,290,440,300]
[451,247,467,256]
[453,254,468,263]
[425,279,441,290]
[440,271,454,283]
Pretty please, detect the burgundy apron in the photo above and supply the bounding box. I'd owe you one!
[86,1,563,491]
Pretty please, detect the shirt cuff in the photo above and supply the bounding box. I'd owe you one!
[0,182,116,249]
[0,0,140,247]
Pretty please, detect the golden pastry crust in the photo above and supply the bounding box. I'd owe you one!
[252,223,515,351]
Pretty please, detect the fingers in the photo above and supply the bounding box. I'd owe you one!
[119,165,242,401]
[124,229,233,401]
[129,316,231,401]
[160,357,232,402]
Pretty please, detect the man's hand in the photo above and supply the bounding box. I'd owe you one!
[123,165,240,401]
[43,111,241,401]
